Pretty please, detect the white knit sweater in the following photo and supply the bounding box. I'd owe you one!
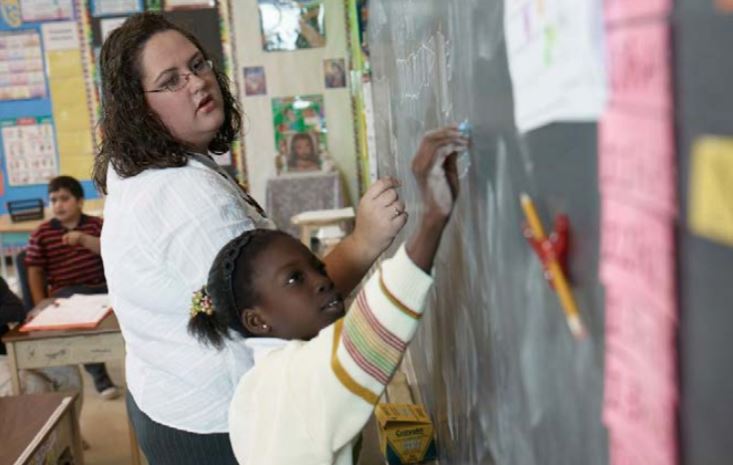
[228,245,433,465]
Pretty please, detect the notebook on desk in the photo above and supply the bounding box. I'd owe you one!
[20,294,112,332]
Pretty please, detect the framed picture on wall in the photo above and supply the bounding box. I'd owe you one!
[257,0,325,51]
[243,66,267,96]
[272,95,328,173]
[164,0,216,10]
[323,58,346,88]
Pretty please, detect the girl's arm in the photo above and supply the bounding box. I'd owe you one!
[323,177,407,295]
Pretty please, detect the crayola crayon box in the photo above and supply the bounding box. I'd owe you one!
[374,403,437,464]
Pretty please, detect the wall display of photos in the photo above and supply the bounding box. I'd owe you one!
[271,95,327,173]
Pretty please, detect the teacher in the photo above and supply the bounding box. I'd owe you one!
[94,13,407,465]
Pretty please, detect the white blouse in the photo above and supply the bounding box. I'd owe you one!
[101,155,274,433]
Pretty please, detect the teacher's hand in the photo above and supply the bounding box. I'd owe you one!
[353,177,407,256]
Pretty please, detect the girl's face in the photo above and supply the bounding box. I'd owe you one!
[140,30,224,153]
[241,234,345,341]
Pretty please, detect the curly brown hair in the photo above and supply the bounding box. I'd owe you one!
[92,12,241,193]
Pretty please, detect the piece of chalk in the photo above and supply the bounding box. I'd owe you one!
[458,120,472,138]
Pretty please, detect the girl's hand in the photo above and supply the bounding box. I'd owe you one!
[411,125,469,222]
[352,177,408,256]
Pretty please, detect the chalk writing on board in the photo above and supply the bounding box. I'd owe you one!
[504,0,606,132]
[395,39,434,121]
[607,22,671,112]
[599,108,675,215]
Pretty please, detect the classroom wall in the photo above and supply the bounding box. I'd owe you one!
[230,0,359,208]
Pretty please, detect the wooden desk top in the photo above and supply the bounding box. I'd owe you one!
[0,392,76,465]
[0,198,105,234]
[1,310,120,343]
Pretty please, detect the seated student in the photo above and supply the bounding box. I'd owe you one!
[188,126,467,464]
[0,276,83,402]
[25,175,120,400]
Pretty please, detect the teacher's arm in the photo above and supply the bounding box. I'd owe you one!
[323,177,407,295]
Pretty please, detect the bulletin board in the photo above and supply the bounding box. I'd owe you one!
[0,0,240,214]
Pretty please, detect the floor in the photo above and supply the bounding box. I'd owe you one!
[79,358,145,465]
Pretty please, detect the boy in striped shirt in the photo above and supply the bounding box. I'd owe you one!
[187,126,467,464]
[25,175,119,400]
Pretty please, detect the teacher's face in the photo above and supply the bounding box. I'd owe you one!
[140,30,224,153]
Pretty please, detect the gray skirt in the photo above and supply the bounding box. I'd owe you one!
[126,392,238,465]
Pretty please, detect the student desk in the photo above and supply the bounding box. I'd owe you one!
[0,392,83,465]
[1,310,141,465]
[0,199,105,278]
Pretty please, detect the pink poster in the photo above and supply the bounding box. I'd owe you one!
[605,0,672,23]
[599,108,676,215]
[604,272,677,373]
[607,22,671,112]
[600,198,675,309]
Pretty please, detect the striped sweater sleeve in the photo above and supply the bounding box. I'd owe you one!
[330,244,433,406]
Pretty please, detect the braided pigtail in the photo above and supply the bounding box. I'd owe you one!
[187,286,229,350]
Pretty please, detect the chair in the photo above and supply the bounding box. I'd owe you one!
[15,250,36,311]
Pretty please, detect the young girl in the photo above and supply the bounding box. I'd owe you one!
[188,126,468,464]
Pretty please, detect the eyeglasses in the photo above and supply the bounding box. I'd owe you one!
[144,59,214,93]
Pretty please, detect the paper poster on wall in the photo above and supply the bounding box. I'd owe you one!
[272,95,327,173]
[41,20,80,51]
[599,108,675,214]
[606,22,671,112]
[688,136,733,248]
[600,197,675,314]
[41,21,95,180]
[258,0,325,51]
[323,58,346,88]
[0,30,46,101]
[604,352,677,465]
[604,0,671,23]
[1,117,58,186]
[90,0,142,17]
[100,16,128,42]
[20,0,73,22]
[504,0,607,132]
[164,0,215,10]
[243,66,267,96]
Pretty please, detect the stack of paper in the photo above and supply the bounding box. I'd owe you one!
[20,294,112,332]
